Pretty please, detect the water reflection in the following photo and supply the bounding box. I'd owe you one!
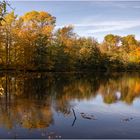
[0,72,139,138]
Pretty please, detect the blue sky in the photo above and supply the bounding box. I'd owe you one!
[9,1,140,42]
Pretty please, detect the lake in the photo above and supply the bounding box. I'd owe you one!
[0,72,140,139]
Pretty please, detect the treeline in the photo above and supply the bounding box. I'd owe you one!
[0,10,140,72]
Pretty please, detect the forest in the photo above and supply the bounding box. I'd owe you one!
[0,1,140,72]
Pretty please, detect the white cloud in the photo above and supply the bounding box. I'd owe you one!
[56,20,140,34]
[132,6,140,9]
[86,20,140,33]
[95,2,140,9]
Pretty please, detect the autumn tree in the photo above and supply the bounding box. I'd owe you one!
[0,0,7,67]
[75,37,101,70]
[1,11,17,68]
[54,26,77,71]
[15,11,56,70]
[104,34,121,51]
[121,35,138,52]
[0,0,7,24]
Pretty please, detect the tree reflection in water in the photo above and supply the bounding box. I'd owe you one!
[0,72,139,130]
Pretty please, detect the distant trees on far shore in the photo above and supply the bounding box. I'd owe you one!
[0,9,140,71]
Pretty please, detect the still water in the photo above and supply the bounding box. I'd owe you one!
[0,72,140,139]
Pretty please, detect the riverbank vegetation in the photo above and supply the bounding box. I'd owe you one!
[0,5,140,72]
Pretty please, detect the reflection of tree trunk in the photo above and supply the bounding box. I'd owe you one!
[5,72,11,112]
[5,72,12,120]
[8,73,10,106]
[15,75,16,97]
[23,52,26,72]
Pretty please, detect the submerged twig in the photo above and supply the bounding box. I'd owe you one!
[122,117,133,122]
[71,108,77,126]
[80,113,96,120]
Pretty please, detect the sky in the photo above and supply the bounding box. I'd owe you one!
[8,1,140,42]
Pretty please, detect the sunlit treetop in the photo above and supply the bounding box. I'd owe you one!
[0,0,7,22]
[21,11,56,26]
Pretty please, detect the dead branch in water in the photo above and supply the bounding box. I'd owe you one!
[72,108,76,126]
